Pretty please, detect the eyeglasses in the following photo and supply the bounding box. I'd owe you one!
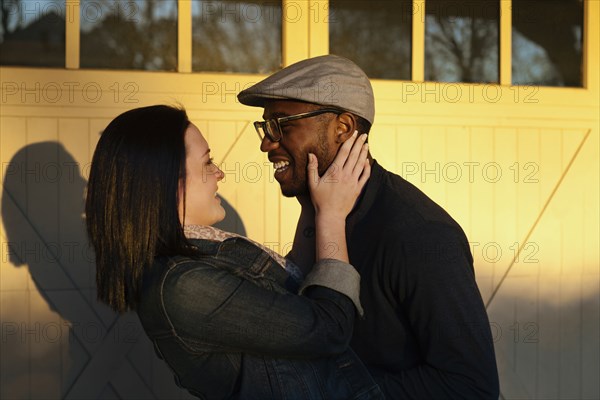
[254,108,343,143]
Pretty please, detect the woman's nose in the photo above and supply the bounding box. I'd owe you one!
[216,168,225,181]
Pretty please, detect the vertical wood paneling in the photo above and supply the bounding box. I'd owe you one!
[88,119,110,170]
[581,276,600,398]
[488,278,526,398]
[395,126,422,186]
[469,127,495,296]
[537,272,561,399]
[3,119,598,398]
[1,117,29,225]
[58,119,90,288]
[25,119,59,247]
[558,274,583,399]
[370,124,397,172]
[514,275,538,398]
[558,128,598,399]
[2,113,597,400]
[491,128,517,296]
[444,126,471,233]
[1,117,30,292]
[515,128,541,271]
[1,117,27,187]
[125,333,154,392]
[207,121,238,164]
[530,133,563,397]
[29,289,62,399]
[219,121,266,240]
[580,130,600,400]
[419,126,446,207]
[0,289,31,399]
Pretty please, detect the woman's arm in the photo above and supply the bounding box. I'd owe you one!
[162,258,357,358]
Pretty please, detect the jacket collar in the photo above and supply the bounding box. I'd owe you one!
[188,237,297,292]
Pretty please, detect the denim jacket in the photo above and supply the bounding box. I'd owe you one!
[136,237,383,400]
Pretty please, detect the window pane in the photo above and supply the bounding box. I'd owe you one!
[0,0,65,67]
[425,0,499,83]
[80,0,177,71]
[329,0,412,80]
[192,0,281,73]
[512,0,583,87]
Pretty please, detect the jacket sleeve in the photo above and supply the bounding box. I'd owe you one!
[161,258,361,358]
[375,223,500,399]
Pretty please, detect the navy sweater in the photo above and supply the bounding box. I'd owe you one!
[346,161,499,399]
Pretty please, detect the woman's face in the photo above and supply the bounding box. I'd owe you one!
[179,123,226,226]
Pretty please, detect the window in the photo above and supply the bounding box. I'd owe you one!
[512,0,583,87]
[80,0,178,71]
[329,0,412,80]
[0,0,65,67]
[425,0,499,83]
[0,0,589,87]
[192,0,281,73]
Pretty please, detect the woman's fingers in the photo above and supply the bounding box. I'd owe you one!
[307,153,319,191]
[342,130,363,170]
[332,131,358,170]
[307,131,371,219]
[352,138,369,179]
[357,158,371,188]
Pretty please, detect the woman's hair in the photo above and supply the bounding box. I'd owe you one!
[86,105,197,313]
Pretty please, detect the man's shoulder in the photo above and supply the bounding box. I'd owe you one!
[374,164,463,233]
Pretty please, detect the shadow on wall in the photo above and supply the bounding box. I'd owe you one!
[1,141,245,399]
[486,278,599,400]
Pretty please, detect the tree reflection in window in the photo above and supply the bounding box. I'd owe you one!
[329,0,412,80]
[512,0,583,87]
[192,0,281,73]
[80,0,177,71]
[425,0,499,83]
[0,0,65,67]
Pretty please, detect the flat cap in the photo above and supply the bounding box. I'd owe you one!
[238,55,375,124]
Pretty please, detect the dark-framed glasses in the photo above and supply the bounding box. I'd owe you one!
[254,108,343,142]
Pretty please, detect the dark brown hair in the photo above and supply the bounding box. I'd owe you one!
[86,105,197,312]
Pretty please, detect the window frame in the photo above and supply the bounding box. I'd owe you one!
[52,0,591,91]
[325,0,597,109]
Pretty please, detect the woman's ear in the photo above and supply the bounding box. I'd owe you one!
[334,113,358,144]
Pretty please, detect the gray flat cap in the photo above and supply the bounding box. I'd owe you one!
[238,55,375,124]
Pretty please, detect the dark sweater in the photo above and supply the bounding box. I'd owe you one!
[346,161,499,399]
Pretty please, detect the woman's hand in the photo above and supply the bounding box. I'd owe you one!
[307,131,370,220]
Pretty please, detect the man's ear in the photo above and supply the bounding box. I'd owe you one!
[334,113,358,144]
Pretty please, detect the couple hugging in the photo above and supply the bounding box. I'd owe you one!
[86,55,499,400]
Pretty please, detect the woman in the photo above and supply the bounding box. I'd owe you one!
[85,105,382,399]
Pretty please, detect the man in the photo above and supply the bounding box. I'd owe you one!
[238,55,499,399]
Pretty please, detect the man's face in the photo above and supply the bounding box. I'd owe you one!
[260,100,338,197]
